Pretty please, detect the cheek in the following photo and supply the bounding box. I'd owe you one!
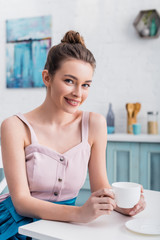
[51,84,68,97]
[82,91,89,102]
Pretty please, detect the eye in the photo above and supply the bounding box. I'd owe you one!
[64,79,74,84]
[82,83,91,88]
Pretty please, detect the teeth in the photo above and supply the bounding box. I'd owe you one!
[67,99,78,105]
[70,101,77,104]
[69,100,77,104]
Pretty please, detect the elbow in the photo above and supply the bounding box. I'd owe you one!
[11,195,31,217]
[15,205,26,216]
[16,209,25,217]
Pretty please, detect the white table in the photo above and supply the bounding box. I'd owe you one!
[19,190,160,240]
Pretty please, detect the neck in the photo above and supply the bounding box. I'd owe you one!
[36,97,78,127]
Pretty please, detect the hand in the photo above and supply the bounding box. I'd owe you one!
[115,185,146,216]
[78,188,116,223]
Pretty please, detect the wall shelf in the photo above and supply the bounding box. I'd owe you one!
[133,9,160,39]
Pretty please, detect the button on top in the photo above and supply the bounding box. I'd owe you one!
[58,178,62,182]
[54,192,58,196]
[60,157,64,161]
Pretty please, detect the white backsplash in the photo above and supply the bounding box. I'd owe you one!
[0,0,160,133]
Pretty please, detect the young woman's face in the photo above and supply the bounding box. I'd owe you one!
[48,59,94,114]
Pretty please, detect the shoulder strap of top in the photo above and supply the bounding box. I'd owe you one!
[82,111,90,141]
[15,113,38,144]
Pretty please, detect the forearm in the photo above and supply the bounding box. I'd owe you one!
[13,195,80,222]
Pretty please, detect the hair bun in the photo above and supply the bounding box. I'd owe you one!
[61,30,86,47]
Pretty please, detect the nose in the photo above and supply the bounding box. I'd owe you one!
[72,85,82,98]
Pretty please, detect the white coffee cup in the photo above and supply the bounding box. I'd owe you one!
[112,182,141,208]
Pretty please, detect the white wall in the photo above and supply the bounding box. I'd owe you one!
[0,0,160,133]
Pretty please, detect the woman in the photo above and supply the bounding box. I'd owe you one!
[0,31,146,239]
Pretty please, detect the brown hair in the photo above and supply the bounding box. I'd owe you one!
[44,30,96,76]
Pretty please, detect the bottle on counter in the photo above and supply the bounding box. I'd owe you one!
[147,112,159,134]
[107,103,115,134]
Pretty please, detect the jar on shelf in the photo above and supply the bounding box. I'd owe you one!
[147,112,159,134]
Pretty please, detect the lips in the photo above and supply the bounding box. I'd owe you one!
[64,97,80,106]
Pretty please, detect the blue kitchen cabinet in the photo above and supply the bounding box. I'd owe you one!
[106,141,160,191]
[106,142,139,184]
[139,143,160,191]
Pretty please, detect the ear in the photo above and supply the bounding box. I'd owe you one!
[42,70,51,87]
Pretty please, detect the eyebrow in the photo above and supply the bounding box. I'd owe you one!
[64,74,92,82]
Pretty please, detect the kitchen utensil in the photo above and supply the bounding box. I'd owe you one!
[126,103,136,134]
[126,103,135,118]
[133,102,141,120]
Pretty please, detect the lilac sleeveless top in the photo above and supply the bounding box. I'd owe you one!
[0,112,91,202]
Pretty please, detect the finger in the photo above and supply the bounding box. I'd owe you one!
[140,193,144,199]
[98,197,116,208]
[129,202,140,214]
[98,203,114,211]
[129,204,140,216]
[92,188,115,199]
[138,194,145,205]
[92,188,113,197]
[129,201,146,216]
[98,209,112,215]
[129,205,144,216]
[140,185,144,193]
[123,194,145,215]
[135,202,146,215]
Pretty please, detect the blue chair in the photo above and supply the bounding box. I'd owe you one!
[0,146,7,194]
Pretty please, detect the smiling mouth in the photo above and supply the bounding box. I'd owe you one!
[64,97,80,106]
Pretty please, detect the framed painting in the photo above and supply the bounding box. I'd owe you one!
[6,15,52,88]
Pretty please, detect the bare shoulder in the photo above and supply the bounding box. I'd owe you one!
[89,112,107,130]
[1,115,22,130]
[1,115,27,139]
[89,112,107,145]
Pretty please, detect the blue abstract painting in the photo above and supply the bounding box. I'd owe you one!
[6,16,52,88]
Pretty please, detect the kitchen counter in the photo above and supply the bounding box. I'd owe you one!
[107,133,160,143]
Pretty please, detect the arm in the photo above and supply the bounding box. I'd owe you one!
[1,117,79,222]
[77,113,116,221]
[88,112,110,192]
[86,112,146,217]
